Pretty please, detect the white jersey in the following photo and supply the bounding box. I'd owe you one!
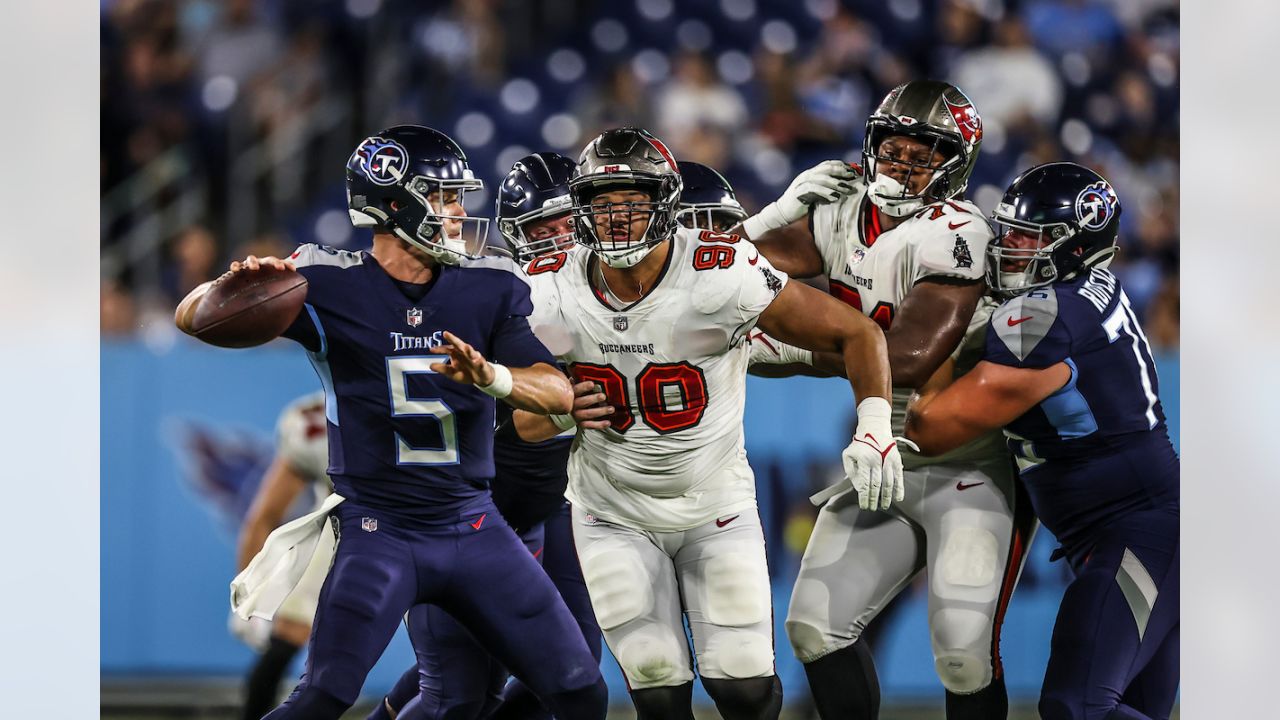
[275,391,333,495]
[810,173,1005,468]
[527,228,789,531]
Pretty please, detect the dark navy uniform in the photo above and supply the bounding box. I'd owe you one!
[263,244,602,719]
[985,267,1178,720]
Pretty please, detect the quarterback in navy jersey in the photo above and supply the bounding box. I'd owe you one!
[175,126,606,720]
[906,163,1178,720]
[373,152,602,720]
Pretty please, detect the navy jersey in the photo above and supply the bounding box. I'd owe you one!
[983,267,1178,554]
[490,401,572,533]
[282,244,556,521]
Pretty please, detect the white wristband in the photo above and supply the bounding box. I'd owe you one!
[477,363,513,399]
[741,201,790,239]
[549,413,577,432]
[778,343,814,367]
[856,396,892,421]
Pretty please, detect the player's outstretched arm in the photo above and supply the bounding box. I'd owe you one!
[884,278,986,388]
[236,454,309,571]
[512,381,614,442]
[905,359,1071,455]
[757,281,910,511]
[734,160,859,278]
[429,331,573,414]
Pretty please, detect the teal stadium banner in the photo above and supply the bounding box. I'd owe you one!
[102,339,1179,702]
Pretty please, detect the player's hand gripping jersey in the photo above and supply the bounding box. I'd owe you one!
[810,165,1002,467]
[280,244,556,520]
[526,227,788,531]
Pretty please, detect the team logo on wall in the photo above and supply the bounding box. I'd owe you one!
[354,136,408,186]
[613,315,629,332]
[406,307,423,327]
[1075,180,1119,231]
[943,98,982,146]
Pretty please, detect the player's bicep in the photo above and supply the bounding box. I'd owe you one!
[756,280,873,354]
[884,278,985,387]
[749,218,826,278]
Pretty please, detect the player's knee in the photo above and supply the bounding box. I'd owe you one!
[703,550,769,627]
[930,608,994,694]
[702,676,783,720]
[615,628,689,687]
[579,543,650,630]
[785,579,854,661]
[935,525,1001,592]
[701,631,774,679]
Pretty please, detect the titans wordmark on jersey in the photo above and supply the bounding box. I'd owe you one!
[281,244,556,521]
[526,228,788,531]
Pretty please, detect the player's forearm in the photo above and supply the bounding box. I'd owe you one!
[512,409,562,442]
[839,325,893,408]
[236,521,276,571]
[740,219,825,279]
[904,393,980,456]
[503,363,573,415]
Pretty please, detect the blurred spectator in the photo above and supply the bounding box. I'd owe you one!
[1024,0,1125,58]
[656,51,749,151]
[575,64,655,140]
[194,0,280,101]
[1144,276,1179,352]
[102,280,139,336]
[163,226,219,304]
[951,18,1063,130]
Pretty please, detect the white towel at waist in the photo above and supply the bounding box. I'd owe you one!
[230,493,344,621]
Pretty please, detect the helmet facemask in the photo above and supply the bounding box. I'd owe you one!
[987,207,1119,300]
[863,123,965,218]
[571,174,680,269]
[675,203,748,233]
[396,175,490,265]
[498,194,575,263]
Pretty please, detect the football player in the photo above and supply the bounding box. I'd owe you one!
[233,392,331,720]
[738,80,1031,720]
[514,127,903,720]
[674,160,748,233]
[370,152,602,720]
[175,126,607,720]
[905,163,1179,720]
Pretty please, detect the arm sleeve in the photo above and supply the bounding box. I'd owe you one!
[984,288,1073,369]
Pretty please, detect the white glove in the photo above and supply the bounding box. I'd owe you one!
[810,397,906,511]
[747,329,813,367]
[743,160,860,238]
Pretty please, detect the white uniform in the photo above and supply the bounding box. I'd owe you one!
[269,392,335,625]
[784,178,1033,695]
[527,227,787,688]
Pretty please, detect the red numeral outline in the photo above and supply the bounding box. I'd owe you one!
[636,361,708,434]
[527,251,568,275]
[569,363,634,432]
[828,280,895,331]
[693,245,736,270]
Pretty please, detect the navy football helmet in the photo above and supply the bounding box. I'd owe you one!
[988,162,1122,299]
[570,127,682,268]
[675,161,747,233]
[346,125,489,264]
[495,152,577,262]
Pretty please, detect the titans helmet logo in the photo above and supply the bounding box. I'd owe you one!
[943,98,983,146]
[355,136,409,186]
[1075,181,1119,231]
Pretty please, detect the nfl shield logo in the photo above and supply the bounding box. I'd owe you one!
[361,517,378,532]
[406,308,423,327]
[613,315,628,332]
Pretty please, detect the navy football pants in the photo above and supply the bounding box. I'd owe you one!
[1039,509,1179,720]
[262,500,604,720]
[387,502,604,720]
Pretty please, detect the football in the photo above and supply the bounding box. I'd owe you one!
[189,266,308,348]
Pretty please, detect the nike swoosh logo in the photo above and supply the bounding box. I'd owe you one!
[470,513,486,530]
[748,253,760,266]
[956,481,985,491]
[1007,316,1033,327]
[948,220,971,230]
[716,515,740,528]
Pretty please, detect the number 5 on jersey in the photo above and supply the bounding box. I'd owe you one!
[387,356,459,465]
